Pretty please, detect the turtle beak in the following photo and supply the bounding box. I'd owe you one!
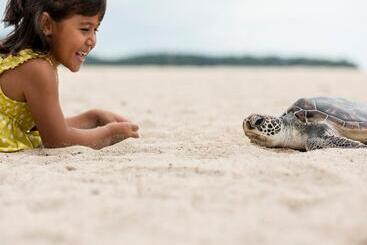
[243,115,261,139]
[243,118,254,130]
[244,114,265,130]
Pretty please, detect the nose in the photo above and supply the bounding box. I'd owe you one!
[86,33,96,49]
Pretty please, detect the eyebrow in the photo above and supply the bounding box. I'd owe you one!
[80,21,100,27]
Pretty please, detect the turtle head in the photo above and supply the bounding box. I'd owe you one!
[243,114,284,148]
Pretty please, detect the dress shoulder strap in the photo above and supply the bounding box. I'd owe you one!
[0,49,48,75]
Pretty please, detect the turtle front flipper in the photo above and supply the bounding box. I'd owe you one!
[306,136,367,151]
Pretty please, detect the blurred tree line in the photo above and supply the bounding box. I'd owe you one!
[85,54,357,68]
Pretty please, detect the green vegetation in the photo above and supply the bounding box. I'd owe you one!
[85,54,357,68]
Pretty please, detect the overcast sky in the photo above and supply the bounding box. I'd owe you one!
[1,0,367,68]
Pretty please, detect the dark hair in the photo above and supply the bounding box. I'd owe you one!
[0,0,106,54]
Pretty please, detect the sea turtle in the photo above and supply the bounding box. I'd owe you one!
[243,97,367,151]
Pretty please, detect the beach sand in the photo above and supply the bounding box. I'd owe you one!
[1,67,367,245]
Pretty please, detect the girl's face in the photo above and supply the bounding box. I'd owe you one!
[49,14,100,72]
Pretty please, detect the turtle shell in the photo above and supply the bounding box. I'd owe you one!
[283,97,367,130]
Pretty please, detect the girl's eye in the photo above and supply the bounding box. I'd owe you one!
[80,28,98,33]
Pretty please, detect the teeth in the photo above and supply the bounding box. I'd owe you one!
[77,51,87,57]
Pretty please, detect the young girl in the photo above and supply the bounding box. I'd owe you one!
[0,0,139,152]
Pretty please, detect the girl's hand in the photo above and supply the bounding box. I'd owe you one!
[92,109,132,126]
[108,122,140,145]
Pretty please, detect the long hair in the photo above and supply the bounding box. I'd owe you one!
[0,0,106,55]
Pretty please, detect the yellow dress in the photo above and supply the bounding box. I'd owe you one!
[0,49,47,152]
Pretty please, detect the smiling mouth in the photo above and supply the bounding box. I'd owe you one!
[76,51,88,61]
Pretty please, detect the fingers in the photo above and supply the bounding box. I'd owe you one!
[109,111,131,123]
[96,109,133,124]
[129,123,139,131]
[130,131,140,138]
[127,123,139,138]
[115,122,140,139]
[116,115,132,123]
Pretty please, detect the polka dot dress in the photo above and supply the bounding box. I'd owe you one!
[0,49,45,152]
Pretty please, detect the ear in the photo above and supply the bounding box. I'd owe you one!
[39,12,54,37]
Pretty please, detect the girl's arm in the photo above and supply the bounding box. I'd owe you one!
[23,59,139,149]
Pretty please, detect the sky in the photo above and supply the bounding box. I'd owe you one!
[1,0,367,68]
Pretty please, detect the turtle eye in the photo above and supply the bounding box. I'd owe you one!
[254,117,264,126]
[294,111,306,122]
